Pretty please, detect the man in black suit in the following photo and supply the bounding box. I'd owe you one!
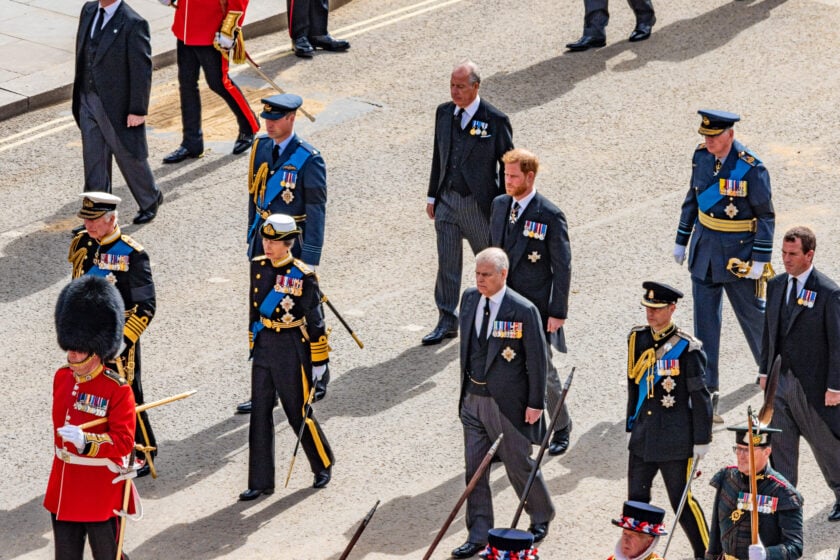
[422,60,514,346]
[626,282,712,559]
[489,148,573,456]
[452,247,554,559]
[759,226,840,522]
[72,0,163,225]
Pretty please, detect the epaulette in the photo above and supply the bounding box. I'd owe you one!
[120,234,143,252]
[676,328,703,351]
[696,142,707,151]
[738,149,761,167]
[69,231,87,254]
[298,139,320,156]
[102,368,128,386]
[252,254,268,262]
[627,325,647,340]
[293,258,315,276]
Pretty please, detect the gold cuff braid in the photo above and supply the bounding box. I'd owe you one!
[219,11,243,37]
[310,334,331,363]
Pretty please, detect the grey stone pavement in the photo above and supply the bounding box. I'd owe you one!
[0,0,344,121]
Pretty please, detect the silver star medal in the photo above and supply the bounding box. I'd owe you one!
[725,203,739,218]
[661,377,676,392]
[661,394,676,408]
[502,346,516,362]
[105,272,117,285]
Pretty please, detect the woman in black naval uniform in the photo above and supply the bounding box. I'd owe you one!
[239,214,333,501]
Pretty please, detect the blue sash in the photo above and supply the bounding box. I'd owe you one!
[627,338,688,430]
[250,268,304,339]
[247,144,312,241]
[84,240,132,277]
[696,158,751,213]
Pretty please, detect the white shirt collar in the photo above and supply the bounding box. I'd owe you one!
[273,132,296,155]
[455,95,481,120]
[512,188,537,215]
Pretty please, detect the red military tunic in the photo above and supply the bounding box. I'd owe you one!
[44,365,136,522]
[172,0,249,45]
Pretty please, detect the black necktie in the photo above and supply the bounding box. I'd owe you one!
[787,277,798,308]
[478,297,491,346]
[93,8,106,38]
[272,144,280,165]
[454,109,463,129]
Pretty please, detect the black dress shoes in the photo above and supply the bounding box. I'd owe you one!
[313,467,331,489]
[528,521,550,543]
[829,501,840,522]
[421,325,458,346]
[628,25,653,42]
[136,463,151,478]
[162,145,203,164]
[451,542,485,559]
[566,35,606,51]
[293,36,315,58]
[310,34,350,51]
[548,420,572,456]
[629,19,655,42]
[236,400,253,414]
[239,488,274,501]
[132,191,163,225]
[232,131,255,155]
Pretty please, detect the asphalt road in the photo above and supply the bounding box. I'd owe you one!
[1,0,840,558]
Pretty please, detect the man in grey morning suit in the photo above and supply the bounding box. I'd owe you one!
[452,247,554,559]
[489,148,574,456]
[423,60,514,346]
[72,0,163,225]
[759,226,840,522]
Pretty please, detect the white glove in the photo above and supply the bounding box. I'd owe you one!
[214,32,234,50]
[746,262,764,280]
[304,263,318,272]
[57,424,85,453]
[312,364,326,382]
[693,443,710,460]
[748,543,767,560]
[158,0,172,5]
[673,244,687,265]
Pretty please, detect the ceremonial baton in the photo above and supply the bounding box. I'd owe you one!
[322,293,364,349]
[747,406,760,544]
[661,456,702,558]
[243,52,316,122]
[422,433,504,560]
[510,367,575,528]
[285,387,316,488]
[78,390,197,430]
[338,499,380,560]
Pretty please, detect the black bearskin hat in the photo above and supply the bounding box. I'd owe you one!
[55,276,125,361]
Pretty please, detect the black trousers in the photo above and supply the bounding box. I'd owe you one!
[628,453,708,558]
[287,0,329,39]
[175,41,259,153]
[51,514,126,560]
[248,329,333,489]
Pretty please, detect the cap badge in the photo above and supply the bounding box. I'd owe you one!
[702,116,710,125]
[83,198,94,208]
[264,224,276,236]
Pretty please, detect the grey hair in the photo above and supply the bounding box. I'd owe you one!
[475,247,509,273]
[103,210,118,222]
[454,59,481,85]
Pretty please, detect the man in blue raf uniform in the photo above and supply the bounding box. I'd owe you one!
[626,282,712,560]
[246,94,326,266]
[238,93,328,414]
[69,191,157,477]
[705,423,803,560]
[674,110,774,419]
[239,214,333,501]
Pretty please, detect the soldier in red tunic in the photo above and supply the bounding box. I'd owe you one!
[45,275,137,559]
[159,0,260,162]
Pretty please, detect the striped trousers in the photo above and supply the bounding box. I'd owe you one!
[770,371,840,501]
[433,190,491,329]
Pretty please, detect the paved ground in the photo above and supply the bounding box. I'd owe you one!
[1,0,840,558]
[0,0,352,121]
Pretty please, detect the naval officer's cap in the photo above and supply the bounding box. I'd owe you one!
[260,94,303,120]
[261,213,301,240]
[729,421,781,448]
[641,281,683,308]
[698,109,740,136]
[77,191,121,220]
